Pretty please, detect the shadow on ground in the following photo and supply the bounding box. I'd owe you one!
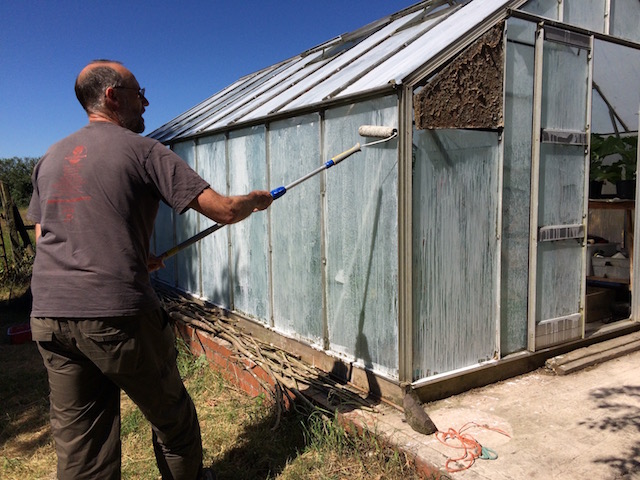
[0,289,51,456]
[580,385,640,477]
[0,287,31,325]
[207,405,310,480]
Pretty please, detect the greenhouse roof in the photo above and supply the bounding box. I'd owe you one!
[149,0,524,143]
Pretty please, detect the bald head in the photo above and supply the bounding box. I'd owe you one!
[75,60,127,113]
[74,60,147,133]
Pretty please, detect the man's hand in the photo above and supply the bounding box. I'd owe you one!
[251,190,274,212]
[147,254,165,272]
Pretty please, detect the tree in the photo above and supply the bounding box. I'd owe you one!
[0,157,39,207]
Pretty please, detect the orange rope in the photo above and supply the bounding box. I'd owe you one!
[435,422,511,473]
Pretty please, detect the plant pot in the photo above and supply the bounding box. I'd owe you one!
[589,180,603,199]
[616,180,636,199]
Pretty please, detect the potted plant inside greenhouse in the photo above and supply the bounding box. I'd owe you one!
[589,134,619,198]
[590,134,638,199]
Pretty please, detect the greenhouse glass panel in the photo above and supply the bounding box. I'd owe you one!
[153,201,174,285]
[541,41,589,132]
[324,96,399,379]
[198,135,231,309]
[521,0,560,19]
[610,0,640,42]
[505,15,537,44]
[173,141,201,295]
[269,116,324,343]
[229,127,270,322]
[412,129,500,379]
[592,40,640,135]
[538,144,586,225]
[501,18,536,355]
[536,239,583,321]
[564,0,606,33]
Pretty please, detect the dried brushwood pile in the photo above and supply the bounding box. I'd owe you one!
[154,284,376,424]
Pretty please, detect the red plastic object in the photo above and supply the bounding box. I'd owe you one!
[7,323,32,344]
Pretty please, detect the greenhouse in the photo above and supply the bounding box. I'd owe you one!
[149,0,640,405]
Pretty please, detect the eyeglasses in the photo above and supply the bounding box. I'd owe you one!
[113,86,146,100]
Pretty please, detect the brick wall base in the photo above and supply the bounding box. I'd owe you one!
[174,321,279,401]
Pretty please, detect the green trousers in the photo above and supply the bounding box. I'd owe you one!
[32,309,202,480]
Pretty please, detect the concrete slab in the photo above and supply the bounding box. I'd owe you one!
[341,347,640,479]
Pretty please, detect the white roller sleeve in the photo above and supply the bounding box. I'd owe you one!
[358,125,397,138]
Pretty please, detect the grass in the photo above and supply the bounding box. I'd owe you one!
[0,291,426,480]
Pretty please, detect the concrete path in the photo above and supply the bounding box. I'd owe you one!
[344,339,640,479]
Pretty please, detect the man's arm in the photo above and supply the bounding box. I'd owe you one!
[187,187,273,225]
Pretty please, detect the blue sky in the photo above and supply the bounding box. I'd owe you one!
[1,1,409,159]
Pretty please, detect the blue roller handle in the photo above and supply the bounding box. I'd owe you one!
[270,186,287,200]
[158,143,362,260]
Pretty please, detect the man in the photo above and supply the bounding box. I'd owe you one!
[27,59,273,479]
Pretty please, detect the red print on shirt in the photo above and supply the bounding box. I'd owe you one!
[46,145,92,222]
[67,145,87,164]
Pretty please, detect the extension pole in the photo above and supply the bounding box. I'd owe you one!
[157,125,397,261]
[158,143,361,261]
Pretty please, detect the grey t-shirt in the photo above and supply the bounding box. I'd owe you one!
[28,122,209,317]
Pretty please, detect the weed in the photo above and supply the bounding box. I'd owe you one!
[302,409,351,455]
[0,262,32,304]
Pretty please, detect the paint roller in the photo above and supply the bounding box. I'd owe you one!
[157,125,397,260]
[358,125,397,143]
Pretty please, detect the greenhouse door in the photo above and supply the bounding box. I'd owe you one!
[528,26,592,350]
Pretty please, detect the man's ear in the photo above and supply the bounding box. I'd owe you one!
[104,86,119,109]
